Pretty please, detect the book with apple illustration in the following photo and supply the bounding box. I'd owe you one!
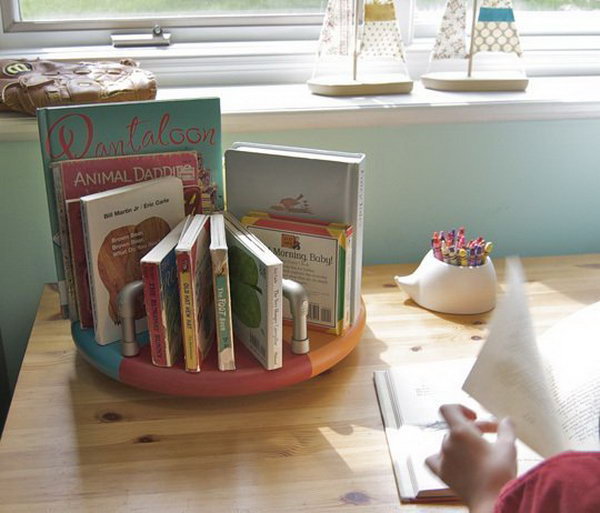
[224,212,283,371]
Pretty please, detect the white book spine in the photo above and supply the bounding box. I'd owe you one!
[351,159,366,323]
[211,247,235,372]
[269,262,283,370]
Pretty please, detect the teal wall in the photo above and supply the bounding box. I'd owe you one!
[225,119,600,261]
[2,117,600,395]
[0,142,55,394]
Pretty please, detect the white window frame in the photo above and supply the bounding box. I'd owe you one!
[0,0,599,86]
[0,0,323,40]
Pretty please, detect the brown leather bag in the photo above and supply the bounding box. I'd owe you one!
[0,58,157,115]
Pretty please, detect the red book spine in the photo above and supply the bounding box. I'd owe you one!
[67,201,94,328]
[141,261,166,367]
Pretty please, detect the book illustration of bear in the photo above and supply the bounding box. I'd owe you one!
[97,216,171,323]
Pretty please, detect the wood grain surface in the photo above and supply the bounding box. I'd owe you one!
[1,254,599,513]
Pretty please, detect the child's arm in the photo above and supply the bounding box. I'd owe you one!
[425,404,517,513]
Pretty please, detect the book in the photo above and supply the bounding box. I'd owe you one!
[241,212,352,335]
[176,214,214,373]
[140,217,190,367]
[224,212,283,371]
[374,258,600,503]
[53,151,202,328]
[51,171,79,321]
[37,97,222,319]
[374,358,543,503]
[224,142,365,325]
[462,258,600,457]
[209,213,235,371]
[80,176,186,345]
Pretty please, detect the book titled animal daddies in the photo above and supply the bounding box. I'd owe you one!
[210,214,235,371]
[176,214,215,373]
[224,213,283,371]
[140,217,190,367]
[242,212,352,335]
[80,176,186,345]
[54,151,202,328]
[225,142,365,326]
[38,97,222,319]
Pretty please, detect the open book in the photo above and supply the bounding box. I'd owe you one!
[374,258,600,503]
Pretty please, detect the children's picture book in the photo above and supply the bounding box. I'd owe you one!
[225,142,365,325]
[224,212,283,371]
[242,212,352,335]
[80,176,186,345]
[54,151,202,328]
[140,216,190,368]
[209,213,235,371]
[374,258,599,503]
[37,97,222,318]
[176,214,214,373]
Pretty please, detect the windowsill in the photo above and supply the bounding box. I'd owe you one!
[3,75,600,141]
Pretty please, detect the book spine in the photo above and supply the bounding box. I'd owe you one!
[177,251,199,372]
[141,261,167,367]
[213,252,235,371]
[342,228,353,333]
[80,202,99,335]
[351,160,366,324]
[195,236,215,366]
[52,165,78,323]
[66,201,94,328]
[37,109,69,319]
[269,263,283,370]
[160,252,182,368]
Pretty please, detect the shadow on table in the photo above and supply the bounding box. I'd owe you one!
[65,324,395,510]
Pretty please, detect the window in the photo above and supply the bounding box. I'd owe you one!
[0,0,326,58]
[18,0,324,21]
[1,0,325,36]
[415,0,600,36]
[0,0,599,85]
[413,0,600,78]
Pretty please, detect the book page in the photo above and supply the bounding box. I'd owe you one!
[380,358,542,501]
[406,428,541,499]
[539,302,600,450]
[390,359,482,426]
[463,258,569,458]
[384,359,480,500]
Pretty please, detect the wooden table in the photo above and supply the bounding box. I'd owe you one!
[1,254,599,513]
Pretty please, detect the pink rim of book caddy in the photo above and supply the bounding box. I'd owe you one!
[71,288,366,397]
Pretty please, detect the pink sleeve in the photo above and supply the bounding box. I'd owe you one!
[494,451,600,513]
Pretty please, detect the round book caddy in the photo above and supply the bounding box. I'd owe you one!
[72,303,366,397]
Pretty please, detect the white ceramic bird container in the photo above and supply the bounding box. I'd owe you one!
[394,250,497,315]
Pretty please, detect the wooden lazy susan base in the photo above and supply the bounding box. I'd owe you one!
[72,302,366,397]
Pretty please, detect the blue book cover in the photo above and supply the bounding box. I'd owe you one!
[37,98,222,317]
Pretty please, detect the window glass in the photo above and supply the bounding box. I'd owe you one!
[418,0,600,12]
[18,0,325,21]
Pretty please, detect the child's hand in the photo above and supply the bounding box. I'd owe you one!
[425,404,517,513]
